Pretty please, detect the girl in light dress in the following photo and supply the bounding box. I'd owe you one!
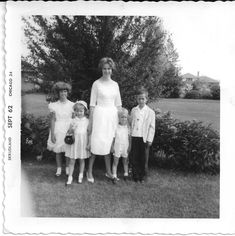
[111,108,131,184]
[87,57,122,183]
[64,101,90,185]
[47,82,74,177]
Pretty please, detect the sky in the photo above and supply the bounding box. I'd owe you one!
[21,2,235,83]
[159,3,235,82]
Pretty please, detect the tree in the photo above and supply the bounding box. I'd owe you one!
[22,16,181,108]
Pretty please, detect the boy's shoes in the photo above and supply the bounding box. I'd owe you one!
[123,175,128,181]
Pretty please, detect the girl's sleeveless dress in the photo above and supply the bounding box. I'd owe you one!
[47,100,74,153]
[113,124,130,158]
[64,117,90,159]
[90,79,122,155]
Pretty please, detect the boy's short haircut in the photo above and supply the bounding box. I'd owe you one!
[136,86,149,97]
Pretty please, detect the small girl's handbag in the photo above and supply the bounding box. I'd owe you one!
[64,134,75,145]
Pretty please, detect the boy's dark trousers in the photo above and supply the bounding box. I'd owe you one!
[130,137,150,181]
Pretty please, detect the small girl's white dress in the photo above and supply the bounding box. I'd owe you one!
[47,100,74,153]
[113,124,130,158]
[65,117,90,159]
[90,79,122,155]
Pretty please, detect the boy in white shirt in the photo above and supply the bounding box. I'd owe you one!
[130,87,155,183]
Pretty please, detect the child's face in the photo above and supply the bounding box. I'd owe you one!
[137,93,147,107]
[119,113,128,126]
[59,89,68,100]
[74,105,85,118]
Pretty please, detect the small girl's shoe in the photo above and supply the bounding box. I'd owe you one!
[86,172,94,183]
[66,176,73,185]
[55,168,62,177]
[78,174,83,184]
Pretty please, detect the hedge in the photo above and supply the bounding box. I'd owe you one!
[152,110,220,174]
[21,110,220,174]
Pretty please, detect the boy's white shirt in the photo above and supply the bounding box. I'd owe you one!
[130,105,156,143]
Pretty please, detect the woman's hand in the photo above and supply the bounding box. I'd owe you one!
[51,133,56,144]
[86,143,91,151]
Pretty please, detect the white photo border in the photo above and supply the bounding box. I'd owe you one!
[4,1,235,234]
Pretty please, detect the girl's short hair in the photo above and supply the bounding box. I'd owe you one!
[118,107,129,118]
[52,81,72,96]
[73,101,89,117]
[98,57,116,71]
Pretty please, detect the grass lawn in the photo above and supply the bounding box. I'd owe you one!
[21,158,219,218]
[150,98,220,131]
[22,94,220,131]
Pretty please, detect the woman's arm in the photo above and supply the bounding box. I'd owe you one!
[88,106,95,135]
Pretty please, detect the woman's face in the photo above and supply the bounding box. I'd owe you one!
[59,89,68,100]
[102,63,112,77]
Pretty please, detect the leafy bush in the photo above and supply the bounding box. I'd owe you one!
[210,84,220,100]
[21,113,50,159]
[151,110,220,174]
[200,90,213,99]
[185,90,201,99]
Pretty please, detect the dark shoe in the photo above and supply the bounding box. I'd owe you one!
[112,177,118,184]
[123,176,128,181]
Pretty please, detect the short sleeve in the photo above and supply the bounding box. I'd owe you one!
[115,83,122,107]
[48,102,55,113]
[90,81,98,107]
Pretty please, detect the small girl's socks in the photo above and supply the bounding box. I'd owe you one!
[55,167,62,176]
[78,173,83,183]
[66,176,73,185]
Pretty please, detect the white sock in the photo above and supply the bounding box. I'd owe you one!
[56,167,62,175]
[124,172,128,177]
[67,175,73,184]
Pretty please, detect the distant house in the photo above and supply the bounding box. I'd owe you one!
[180,72,219,97]
[21,61,39,92]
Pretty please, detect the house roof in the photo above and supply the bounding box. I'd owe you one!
[182,73,219,83]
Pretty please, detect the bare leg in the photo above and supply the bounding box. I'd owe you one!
[68,158,75,177]
[88,154,96,179]
[112,156,119,178]
[104,154,113,178]
[79,159,85,175]
[65,156,70,175]
[55,153,62,176]
[122,157,129,176]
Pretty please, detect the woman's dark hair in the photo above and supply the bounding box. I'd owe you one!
[98,57,116,71]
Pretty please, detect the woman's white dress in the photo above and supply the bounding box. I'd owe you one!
[64,117,89,159]
[90,79,122,155]
[47,100,74,153]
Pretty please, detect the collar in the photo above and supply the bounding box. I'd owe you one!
[137,105,147,112]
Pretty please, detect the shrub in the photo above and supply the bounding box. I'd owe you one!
[200,90,213,99]
[210,84,220,100]
[151,110,220,174]
[184,90,201,99]
[21,113,50,159]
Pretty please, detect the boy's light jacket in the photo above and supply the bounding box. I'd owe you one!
[130,105,156,143]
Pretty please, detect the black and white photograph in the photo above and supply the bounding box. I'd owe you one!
[3,1,235,234]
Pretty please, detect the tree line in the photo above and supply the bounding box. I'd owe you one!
[22,15,182,108]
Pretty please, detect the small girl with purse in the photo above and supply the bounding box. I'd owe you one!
[64,100,90,185]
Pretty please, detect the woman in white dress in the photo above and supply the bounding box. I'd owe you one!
[47,82,74,176]
[87,58,122,183]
